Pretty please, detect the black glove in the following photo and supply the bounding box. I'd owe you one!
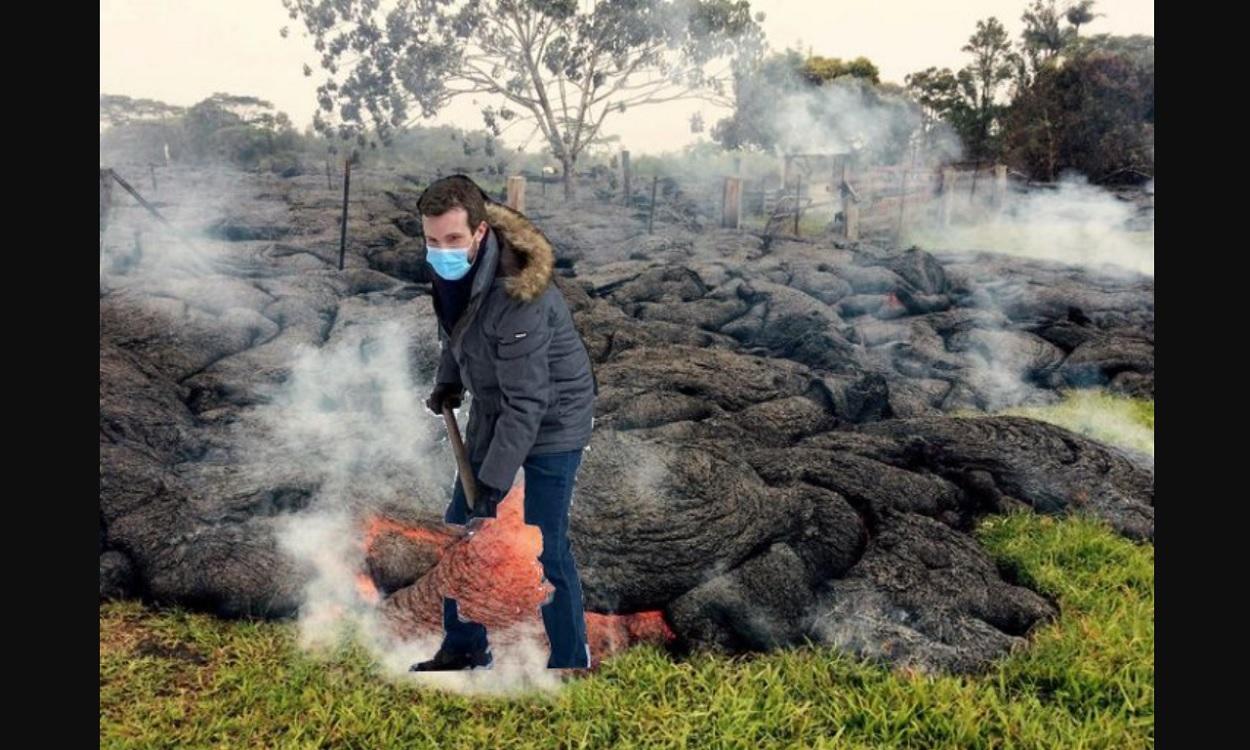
[426,382,464,415]
[469,482,507,520]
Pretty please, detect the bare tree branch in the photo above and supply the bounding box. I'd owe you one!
[284,0,762,195]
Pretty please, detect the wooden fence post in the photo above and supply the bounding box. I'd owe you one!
[793,175,801,236]
[845,198,859,241]
[648,175,658,234]
[940,168,955,227]
[993,164,1007,213]
[506,175,526,212]
[621,150,631,206]
[100,168,113,237]
[839,158,860,241]
[722,176,741,229]
[338,157,351,270]
[898,167,908,242]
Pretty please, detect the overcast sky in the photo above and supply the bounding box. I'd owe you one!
[100,0,1153,156]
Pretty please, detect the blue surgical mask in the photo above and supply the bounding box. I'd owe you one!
[426,246,473,280]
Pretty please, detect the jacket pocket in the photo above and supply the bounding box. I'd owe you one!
[540,387,565,427]
[495,326,550,360]
[493,301,551,360]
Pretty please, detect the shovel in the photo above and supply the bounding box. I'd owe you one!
[442,405,478,514]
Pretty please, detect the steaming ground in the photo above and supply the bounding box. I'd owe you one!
[987,390,1154,459]
[903,175,1154,276]
[100,162,1153,681]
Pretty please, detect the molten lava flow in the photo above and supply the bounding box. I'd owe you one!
[360,516,449,547]
[354,573,380,604]
[358,481,676,667]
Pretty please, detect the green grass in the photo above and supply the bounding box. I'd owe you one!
[960,390,1154,457]
[101,513,1153,749]
[734,210,835,239]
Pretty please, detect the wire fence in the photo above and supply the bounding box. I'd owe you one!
[101,152,1132,275]
[416,158,1039,246]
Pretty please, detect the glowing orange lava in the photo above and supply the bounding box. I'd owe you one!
[357,481,676,667]
[354,572,380,604]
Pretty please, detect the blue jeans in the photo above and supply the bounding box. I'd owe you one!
[441,448,591,669]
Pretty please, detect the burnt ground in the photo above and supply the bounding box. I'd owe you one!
[99,164,1153,673]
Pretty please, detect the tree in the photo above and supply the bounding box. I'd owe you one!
[903,67,974,162]
[182,99,245,161]
[1013,0,1089,90]
[710,47,806,151]
[99,95,186,130]
[710,47,916,162]
[1064,0,1101,36]
[99,95,188,164]
[280,0,764,199]
[800,55,880,86]
[960,17,1015,162]
[1002,34,1153,183]
[1020,0,1073,61]
[182,93,299,168]
[1070,31,1153,69]
[905,68,959,124]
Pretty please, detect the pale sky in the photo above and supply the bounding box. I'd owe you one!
[100,0,1153,156]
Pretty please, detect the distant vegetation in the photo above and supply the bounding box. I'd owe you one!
[101,0,1152,188]
[713,0,1151,184]
[101,93,304,175]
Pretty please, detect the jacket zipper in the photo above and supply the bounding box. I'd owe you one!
[439,230,598,398]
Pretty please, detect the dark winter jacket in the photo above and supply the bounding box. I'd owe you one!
[431,199,596,492]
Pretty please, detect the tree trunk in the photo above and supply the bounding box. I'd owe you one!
[562,157,575,201]
[1042,107,1057,182]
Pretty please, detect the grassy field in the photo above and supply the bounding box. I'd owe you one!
[101,393,1154,748]
[737,209,834,237]
[101,517,1153,749]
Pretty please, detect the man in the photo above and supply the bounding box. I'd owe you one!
[410,175,597,673]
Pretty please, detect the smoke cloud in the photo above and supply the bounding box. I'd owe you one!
[772,76,926,163]
[247,319,574,695]
[101,165,575,695]
[904,173,1154,277]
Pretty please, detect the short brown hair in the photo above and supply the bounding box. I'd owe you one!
[416,174,489,231]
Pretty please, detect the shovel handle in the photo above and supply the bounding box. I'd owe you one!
[442,405,478,510]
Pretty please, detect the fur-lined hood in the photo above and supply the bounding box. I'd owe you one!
[484,201,554,303]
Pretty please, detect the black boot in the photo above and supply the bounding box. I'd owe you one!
[410,644,493,671]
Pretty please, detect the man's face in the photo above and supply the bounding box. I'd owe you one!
[422,207,487,262]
